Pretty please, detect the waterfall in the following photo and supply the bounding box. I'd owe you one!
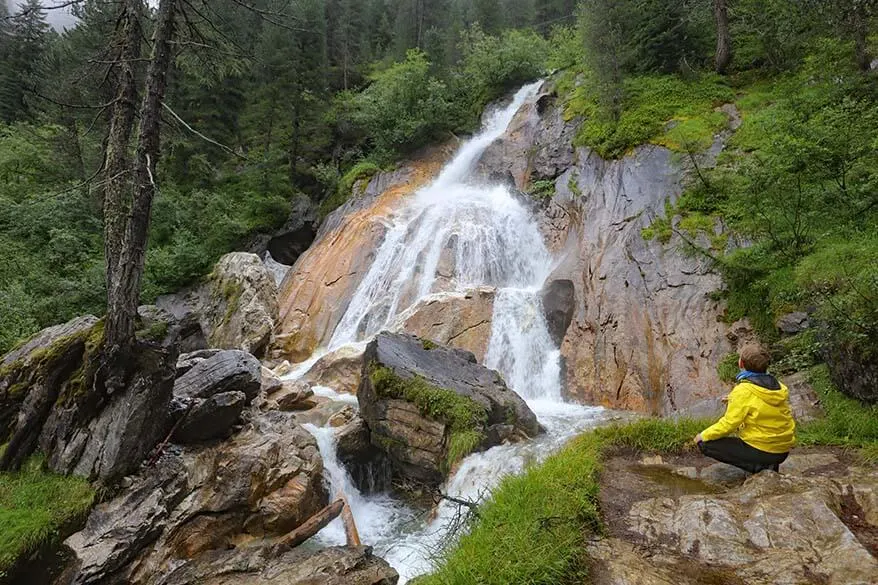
[290,80,612,583]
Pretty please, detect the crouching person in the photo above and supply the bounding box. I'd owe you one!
[695,343,795,473]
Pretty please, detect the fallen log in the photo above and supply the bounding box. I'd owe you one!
[340,494,361,546]
[276,498,344,551]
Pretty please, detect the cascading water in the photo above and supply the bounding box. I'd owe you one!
[288,80,613,582]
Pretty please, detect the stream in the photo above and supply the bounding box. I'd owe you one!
[284,81,617,583]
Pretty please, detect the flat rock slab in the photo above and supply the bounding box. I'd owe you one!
[598,448,878,585]
[174,350,261,402]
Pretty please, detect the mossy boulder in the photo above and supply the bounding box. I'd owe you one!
[357,332,541,487]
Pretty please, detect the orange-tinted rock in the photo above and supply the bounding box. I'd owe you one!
[275,145,453,363]
[399,288,495,362]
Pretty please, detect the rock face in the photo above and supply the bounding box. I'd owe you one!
[158,545,398,585]
[0,316,178,483]
[540,279,575,347]
[399,288,495,362]
[357,332,540,486]
[596,451,878,585]
[200,253,279,357]
[821,327,878,404]
[61,411,327,585]
[474,83,735,414]
[275,144,453,362]
[157,253,279,358]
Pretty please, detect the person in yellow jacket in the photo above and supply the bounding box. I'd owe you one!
[695,343,795,473]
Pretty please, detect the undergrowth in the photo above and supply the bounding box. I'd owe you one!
[0,456,95,576]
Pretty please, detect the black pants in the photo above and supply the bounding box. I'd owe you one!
[698,437,788,474]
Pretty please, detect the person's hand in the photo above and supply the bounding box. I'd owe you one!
[694,433,703,444]
[721,395,729,404]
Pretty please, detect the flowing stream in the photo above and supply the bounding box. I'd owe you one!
[285,81,614,582]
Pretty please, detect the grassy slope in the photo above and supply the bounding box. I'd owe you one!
[0,457,95,576]
[421,371,877,585]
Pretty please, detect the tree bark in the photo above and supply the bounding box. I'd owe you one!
[105,0,177,357]
[340,494,361,546]
[276,499,344,551]
[714,0,732,74]
[103,0,142,328]
[851,5,872,72]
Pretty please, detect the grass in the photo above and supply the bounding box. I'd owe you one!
[420,418,704,585]
[797,365,878,462]
[717,352,740,383]
[0,456,95,576]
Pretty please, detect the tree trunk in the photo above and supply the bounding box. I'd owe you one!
[714,0,732,75]
[276,499,344,551]
[105,0,177,358]
[103,0,142,340]
[851,6,871,72]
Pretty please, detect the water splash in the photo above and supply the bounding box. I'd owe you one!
[292,80,614,583]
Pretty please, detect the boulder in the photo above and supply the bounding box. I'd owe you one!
[253,194,318,266]
[782,372,824,423]
[540,279,575,347]
[1,315,179,483]
[175,349,222,377]
[302,345,366,395]
[173,350,261,402]
[158,545,398,585]
[775,311,810,335]
[820,327,878,404]
[172,391,247,443]
[260,366,284,395]
[357,332,540,486]
[274,381,315,411]
[62,411,327,584]
[336,415,392,494]
[200,253,279,357]
[399,288,495,362]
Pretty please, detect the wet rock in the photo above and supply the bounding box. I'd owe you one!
[62,412,327,584]
[399,288,495,362]
[274,381,315,411]
[159,545,398,585]
[358,332,540,486]
[540,279,575,347]
[174,350,261,402]
[275,144,454,362]
[260,366,284,395]
[775,311,810,335]
[302,345,365,395]
[337,415,393,494]
[172,391,246,443]
[258,194,318,266]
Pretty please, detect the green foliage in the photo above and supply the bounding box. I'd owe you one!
[0,456,95,574]
[319,160,381,217]
[570,74,734,159]
[717,352,740,383]
[369,365,488,466]
[527,179,556,201]
[797,366,878,462]
[772,330,821,376]
[593,418,708,454]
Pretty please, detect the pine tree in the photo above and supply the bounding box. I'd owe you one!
[1,0,51,121]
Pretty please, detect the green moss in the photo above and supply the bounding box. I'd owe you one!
[421,339,439,351]
[717,352,740,383]
[319,160,381,217]
[567,174,582,198]
[0,456,95,574]
[369,365,487,466]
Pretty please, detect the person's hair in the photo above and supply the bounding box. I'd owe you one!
[739,343,771,373]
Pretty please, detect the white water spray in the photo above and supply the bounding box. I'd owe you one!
[289,80,613,583]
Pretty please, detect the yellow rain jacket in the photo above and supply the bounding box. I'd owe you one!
[701,375,796,453]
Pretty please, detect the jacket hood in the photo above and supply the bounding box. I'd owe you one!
[739,376,789,406]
